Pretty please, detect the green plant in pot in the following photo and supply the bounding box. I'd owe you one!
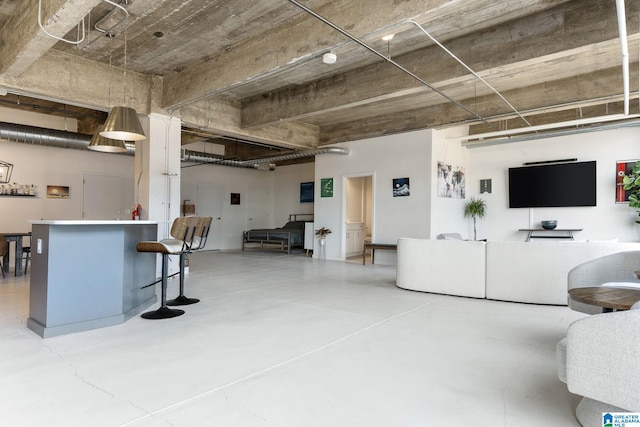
[622,161,640,223]
[464,197,487,241]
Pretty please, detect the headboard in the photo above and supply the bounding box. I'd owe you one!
[288,213,314,222]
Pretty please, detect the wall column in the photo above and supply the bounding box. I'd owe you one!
[135,113,181,240]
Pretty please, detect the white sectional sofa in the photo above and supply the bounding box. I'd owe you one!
[396,238,640,305]
[396,238,487,298]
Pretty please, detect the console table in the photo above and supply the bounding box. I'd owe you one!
[363,242,397,265]
[519,228,582,242]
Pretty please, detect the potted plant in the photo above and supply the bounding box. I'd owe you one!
[622,161,640,223]
[464,197,486,241]
[315,227,332,239]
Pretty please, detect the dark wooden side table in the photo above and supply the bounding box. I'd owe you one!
[568,286,640,312]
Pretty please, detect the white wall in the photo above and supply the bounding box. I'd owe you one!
[272,162,315,224]
[0,140,135,232]
[468,126,640,242]
[431,127,471,239]
[180,162,314,250]
[314,130,433,261]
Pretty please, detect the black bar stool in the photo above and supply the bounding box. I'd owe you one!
[136,216,198,319]
[167,216,212,306]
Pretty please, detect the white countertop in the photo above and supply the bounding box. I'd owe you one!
[29,220,159,225]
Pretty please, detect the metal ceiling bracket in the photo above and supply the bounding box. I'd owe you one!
[37,0,86,45]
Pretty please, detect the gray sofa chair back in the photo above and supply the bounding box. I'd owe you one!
[568,250,640,314]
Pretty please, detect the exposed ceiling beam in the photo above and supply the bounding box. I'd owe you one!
[0,0,102,76]
[318,66,640,144]
[241,0,638,129]
[161,0,573,111]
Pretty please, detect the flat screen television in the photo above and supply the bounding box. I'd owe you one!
[508,160,596,208]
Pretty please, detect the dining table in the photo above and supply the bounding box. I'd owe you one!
[1,232,31,276]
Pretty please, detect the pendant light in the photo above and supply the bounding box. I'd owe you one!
[88,125,128,153]
[100,29,145,141]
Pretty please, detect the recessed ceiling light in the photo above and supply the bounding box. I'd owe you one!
[382,34,395,41]
[323,52,337,64]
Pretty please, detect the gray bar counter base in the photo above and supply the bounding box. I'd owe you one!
[27,221,159,338]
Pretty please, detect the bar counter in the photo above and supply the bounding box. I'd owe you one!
[27,220,158,338]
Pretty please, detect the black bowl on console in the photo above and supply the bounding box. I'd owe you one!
[541,220,558,230]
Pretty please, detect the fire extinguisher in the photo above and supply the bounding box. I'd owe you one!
[132,203,142,220]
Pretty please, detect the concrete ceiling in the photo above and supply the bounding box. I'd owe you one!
[0,0,638,163]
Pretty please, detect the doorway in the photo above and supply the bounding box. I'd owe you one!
[344,174,373,262]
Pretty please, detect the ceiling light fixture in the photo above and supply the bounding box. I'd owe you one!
[88,125,128,153]
[322,52,337,64]
[100,29,146,141]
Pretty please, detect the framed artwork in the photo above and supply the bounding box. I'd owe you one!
[321,178,333,198]
[616,160,639,203]
[393,178,410,197]
[47,185,70,199]
[437,161,465,199]
[300,182,314,203]
[230,192,241,205]
[480,179,492,194]
[0,160,13,183]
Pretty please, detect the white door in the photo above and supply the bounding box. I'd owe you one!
[83,174,124,220]
[246,184,270,229]
[196,183,224,250]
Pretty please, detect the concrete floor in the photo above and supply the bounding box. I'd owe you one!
[0,250,585,426]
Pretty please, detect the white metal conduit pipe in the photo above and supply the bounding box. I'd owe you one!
[403,20,532,128]
[615,0,630,115]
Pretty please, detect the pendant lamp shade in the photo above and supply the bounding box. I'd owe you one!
[100,106,146,141]
[88,126,128,153]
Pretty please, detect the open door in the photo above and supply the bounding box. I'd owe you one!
[344,175,373,260]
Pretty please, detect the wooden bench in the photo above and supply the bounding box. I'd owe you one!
[363,242,397,265]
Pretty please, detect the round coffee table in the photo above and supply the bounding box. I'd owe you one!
[569,286,640,312]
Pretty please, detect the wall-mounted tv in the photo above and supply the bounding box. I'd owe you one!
[508,160,596,208]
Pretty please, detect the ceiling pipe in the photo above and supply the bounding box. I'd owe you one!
[0,121,346,168]
[615,0,630,115]
[181,146,350,170]
[462,119,640,148]
[448,113,640,143]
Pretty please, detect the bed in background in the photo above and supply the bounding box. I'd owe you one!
[242,214,313,254]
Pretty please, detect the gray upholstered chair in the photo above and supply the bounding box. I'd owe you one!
[436,233,463,240]
[567,250,640,314]
[557,307,640,426]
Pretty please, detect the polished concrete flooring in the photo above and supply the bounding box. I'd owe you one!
[0,251,586,426]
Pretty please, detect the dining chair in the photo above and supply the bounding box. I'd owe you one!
[21,234,31,275]
[0,235,7,278]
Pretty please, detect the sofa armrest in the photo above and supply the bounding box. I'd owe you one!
[565,310,640,411]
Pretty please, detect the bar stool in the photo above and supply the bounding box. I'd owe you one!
[136,216,198,319]
[167,216,212,306]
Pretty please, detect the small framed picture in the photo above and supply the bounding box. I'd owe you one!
[47,185,70,199]
[320,178,333,198]
[300,182,314,203]
[230,193,240,205]
[393,178,410,197]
